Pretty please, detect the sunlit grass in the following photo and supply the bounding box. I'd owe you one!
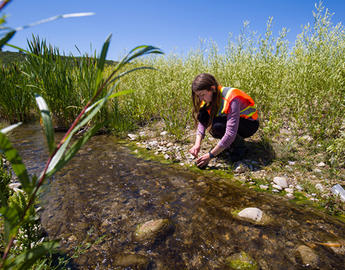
[0,2,344,167]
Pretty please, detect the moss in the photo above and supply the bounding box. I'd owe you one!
[225,252,259,270]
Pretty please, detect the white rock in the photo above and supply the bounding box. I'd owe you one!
[237,208,263,222]
[139,131,146,136]
[285,188,294,193]
[288,161,296,165]
[317,162,326,167]
[259,185,269,190]
[160,131,168,136]
[167,142,173,147]
[273,176,288,188]
[286,193,295,199]
[272,189,280,193]
[234,162,248,174]
[296,185,303,191]
[313,168,322,173]
[164,154,170,160]
[272,184,283,190]
[315,184,324,191]
[127,133,138,140]
[149,140,158,146]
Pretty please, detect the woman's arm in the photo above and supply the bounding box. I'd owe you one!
[196,98,240,167]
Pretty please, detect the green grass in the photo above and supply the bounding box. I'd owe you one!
[0,3,344,169]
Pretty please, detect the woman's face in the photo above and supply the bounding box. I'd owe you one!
[195,89,213,103]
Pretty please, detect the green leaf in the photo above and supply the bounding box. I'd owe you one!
[35,94,56,155]
[94,34,112,95]
[1,204,21,242]
[0,133,31,193]
[3,241,59,269]
[0,30,15,50]
[46,122,103,177]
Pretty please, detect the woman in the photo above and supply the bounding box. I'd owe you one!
[189,73,259,168]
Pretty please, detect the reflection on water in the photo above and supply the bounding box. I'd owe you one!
[9,123,345,269]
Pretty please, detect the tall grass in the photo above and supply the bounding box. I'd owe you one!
[0,2,344,165]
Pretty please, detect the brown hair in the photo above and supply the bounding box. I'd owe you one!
[191,73,221,128]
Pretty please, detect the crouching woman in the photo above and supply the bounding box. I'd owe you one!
[189,73,259,168]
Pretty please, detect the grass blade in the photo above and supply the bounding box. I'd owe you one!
[0,29,15,50]
[0,133,31,193]
[35,94,56,155]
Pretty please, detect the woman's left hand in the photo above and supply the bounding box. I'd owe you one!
[196,153,211,168]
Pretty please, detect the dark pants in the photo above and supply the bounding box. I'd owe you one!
[198,108,259,140]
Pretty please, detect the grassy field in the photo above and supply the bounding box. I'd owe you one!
[0,3,344,169]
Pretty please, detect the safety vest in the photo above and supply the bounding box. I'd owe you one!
[201,86,258,120]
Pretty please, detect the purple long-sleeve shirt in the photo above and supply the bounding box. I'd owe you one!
[197,97,250,149]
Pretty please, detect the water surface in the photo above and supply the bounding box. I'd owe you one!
[9,123,345,269]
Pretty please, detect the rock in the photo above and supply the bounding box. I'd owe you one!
[237,208,263,222]
[284,188,294,193]
[317,162,326,167]
[273,177,288,188]
[234,162,248,174]
[296,245,319,268]
[288,161,296,165]
[272,184,283,191]
[225,251,259,270]
[315,184,324,191]
[285,193,295,199]
[114,253,150,268]
[160,131,168,136]
[127,133,138,140]
[164,154,170,160]
[296,185,303,191]
[259,185,269,190]
[133,219,172,243]
[167,142,173,147]
[313,168,322,173]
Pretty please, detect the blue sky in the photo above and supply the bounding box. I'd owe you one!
[2,0,345,60]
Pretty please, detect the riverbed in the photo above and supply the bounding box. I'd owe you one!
[9,123,345,269]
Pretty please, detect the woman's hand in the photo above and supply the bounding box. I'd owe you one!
[189,144,200,158]
[196,153,211,168]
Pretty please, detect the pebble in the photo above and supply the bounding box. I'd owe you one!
[273,176,288,188]
[127,133,138,140]
[317,162,326,167]
[296,245,319,267]
[160,131,168,136]
[237,208,263,222]
[285,188,294,193]
[315,183,324,191]
[296,185,303,191]
[259,185,269,190]
[272,184,283,191]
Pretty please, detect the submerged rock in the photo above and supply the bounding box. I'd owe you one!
[233,208,271,225]
[296,245,319,268]
[113,253,150,269]
[225,251,259,270]
[238,208,263,222]
[133,218,172,244]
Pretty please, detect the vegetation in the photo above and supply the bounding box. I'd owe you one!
[0,1,344,268]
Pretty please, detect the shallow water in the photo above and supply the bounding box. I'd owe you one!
[9,123,345,270]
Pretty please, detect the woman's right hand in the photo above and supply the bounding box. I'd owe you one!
[189,144,200,158]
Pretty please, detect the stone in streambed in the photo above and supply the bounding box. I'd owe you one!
[133,218,172,244]
[296,245,319,268]
[113,253,150,269]
[225,251,259,270]
[232,207,271,225]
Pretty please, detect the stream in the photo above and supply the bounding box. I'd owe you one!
[9,123,345,270]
